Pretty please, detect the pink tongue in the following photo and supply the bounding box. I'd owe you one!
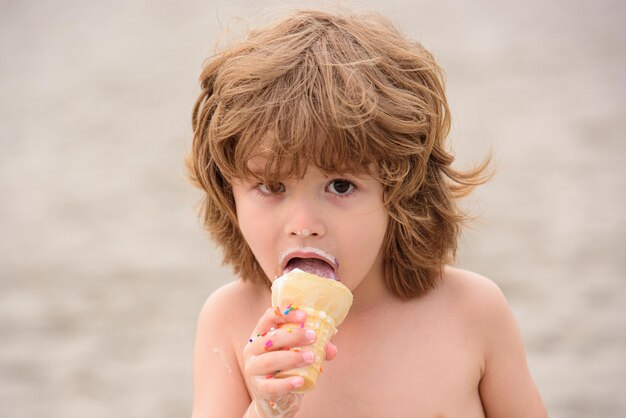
[286,258,337,280]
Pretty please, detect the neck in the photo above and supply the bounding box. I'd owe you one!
[348,265,396,318]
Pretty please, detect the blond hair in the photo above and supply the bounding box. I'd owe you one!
[188,10,489,298]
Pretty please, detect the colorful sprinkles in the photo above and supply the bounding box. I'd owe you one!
[245,304,305,345]
[283,304,298,315]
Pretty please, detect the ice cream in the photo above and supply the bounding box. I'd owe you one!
[271,268,353,392]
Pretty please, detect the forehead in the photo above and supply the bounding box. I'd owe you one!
[237,131,371,177]
[242,149,374,179]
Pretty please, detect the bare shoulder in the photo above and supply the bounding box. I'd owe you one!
[195,279,270,358]
[199,279,268,323]
[441,266,504,298]
[437,266,510,322]
[192,279,269,418]
[439,266,521,359]
[441,266,548,417]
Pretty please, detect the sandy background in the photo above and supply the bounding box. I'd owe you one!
[1,0,624,417]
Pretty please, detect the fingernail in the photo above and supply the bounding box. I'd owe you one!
[303,351,314,363]
[291,377,304,388]
[293,310,306,321]
[305,329,316,342]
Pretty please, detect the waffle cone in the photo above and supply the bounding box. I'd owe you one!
[271,269,353,392]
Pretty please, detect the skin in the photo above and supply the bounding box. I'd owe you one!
[191,166,547,417]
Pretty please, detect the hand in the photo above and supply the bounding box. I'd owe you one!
[243,306,336,417]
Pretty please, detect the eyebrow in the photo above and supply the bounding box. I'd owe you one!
[242,157,268,177]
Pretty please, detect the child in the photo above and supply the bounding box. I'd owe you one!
[188,9,547,418]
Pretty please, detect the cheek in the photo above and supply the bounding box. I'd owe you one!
[364,213,388,252]
[237,207,268,249]
[235,200,279,274]
[343,209,388,260]
[233,194,267,254]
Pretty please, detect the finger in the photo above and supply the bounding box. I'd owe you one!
[246,349,315,376]
[244,325,316,357]
[325,341,338,361]
[254,375,305,398]
[250,306,306,338]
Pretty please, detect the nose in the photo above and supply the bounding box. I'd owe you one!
[283,194,326,238]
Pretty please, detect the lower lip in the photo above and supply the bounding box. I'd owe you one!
[279,248,339,276]
[282,263,338,281]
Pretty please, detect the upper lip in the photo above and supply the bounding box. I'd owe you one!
[279,246,339,274]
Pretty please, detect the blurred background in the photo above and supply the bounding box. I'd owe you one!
[0,0,624,416]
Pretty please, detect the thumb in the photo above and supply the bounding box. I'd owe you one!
[325,341,338,361]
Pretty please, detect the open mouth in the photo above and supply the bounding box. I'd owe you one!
[284,258,337,280]
[280,247,338,280]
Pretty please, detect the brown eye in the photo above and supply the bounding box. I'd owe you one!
[258,182,285,195]
[327,179,355,196]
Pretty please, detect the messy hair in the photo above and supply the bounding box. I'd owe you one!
[187,9,490,299]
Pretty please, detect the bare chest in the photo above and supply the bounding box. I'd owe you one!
[295,305,486,418]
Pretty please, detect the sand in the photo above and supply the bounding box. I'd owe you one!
[0,0,624,417]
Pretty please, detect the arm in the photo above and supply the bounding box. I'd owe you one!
[477,279,548,418]
[192,283,251,418]
[192,281,334,417]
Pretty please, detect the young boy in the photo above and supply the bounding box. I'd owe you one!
[188,9,547,418]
